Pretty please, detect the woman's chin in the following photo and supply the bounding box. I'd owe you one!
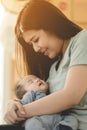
[48,54,56,59]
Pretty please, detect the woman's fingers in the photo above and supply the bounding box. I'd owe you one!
[4,116,15,124]
[4,100,26,124]
[4,110,17,124]
[15,102,27,118]
[15,101,26,115]
[4,112,25,124]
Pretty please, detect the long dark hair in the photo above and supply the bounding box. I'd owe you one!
[15,0,82,80]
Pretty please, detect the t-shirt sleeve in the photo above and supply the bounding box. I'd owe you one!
[69,30,87,67]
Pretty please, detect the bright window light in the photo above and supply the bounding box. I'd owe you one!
[0,3,6,124]
[0,4,5,25]
[0,43,4,124]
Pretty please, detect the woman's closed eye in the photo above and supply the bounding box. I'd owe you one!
[28,38,39,46]
[33,37,39,43]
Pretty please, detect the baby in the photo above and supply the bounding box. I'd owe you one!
[15,75,78,130]
[15,75,49,100]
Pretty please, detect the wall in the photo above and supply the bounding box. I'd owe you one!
[50,0,87,28]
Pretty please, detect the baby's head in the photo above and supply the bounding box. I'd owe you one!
[15,75,49,99]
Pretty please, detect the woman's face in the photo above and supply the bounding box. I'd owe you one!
[23,29,64,59]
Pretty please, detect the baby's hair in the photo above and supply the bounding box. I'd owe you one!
[15,82,26,99]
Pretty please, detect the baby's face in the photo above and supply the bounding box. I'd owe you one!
[20,75,49,93]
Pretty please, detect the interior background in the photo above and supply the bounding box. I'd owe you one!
[0,0,87,123]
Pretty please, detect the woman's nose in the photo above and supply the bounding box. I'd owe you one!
[33,43,41,52]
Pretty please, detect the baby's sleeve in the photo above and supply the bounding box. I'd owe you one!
[21,91,36,105]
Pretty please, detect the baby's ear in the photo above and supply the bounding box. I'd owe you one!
[46,88,50,95]
[46,91,49,95]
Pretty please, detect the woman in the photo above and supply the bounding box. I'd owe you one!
[1,0,87,130]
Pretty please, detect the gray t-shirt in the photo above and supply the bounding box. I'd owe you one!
[47,29,87,130]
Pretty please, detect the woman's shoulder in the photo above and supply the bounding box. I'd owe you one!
[78,29,87,34]
[74,29,87,39]
[70,29,87,48]
[69,29,87,67]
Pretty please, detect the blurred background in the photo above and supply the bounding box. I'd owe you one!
[0,0,87,123]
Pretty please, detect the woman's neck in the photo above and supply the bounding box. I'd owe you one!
[62,39,70,56]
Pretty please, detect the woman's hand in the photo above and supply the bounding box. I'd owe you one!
[4,100,26,124]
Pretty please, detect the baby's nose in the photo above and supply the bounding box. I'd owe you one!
[34,79,42,86]
[34,78,40,83]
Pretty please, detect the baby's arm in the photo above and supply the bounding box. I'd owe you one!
[21,91,36,105]
[21,90,47,104]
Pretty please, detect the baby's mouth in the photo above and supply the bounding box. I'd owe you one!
[38,82,43,86]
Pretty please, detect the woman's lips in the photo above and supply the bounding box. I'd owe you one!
[44,49,48,56]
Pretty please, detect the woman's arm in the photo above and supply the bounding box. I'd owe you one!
[4,65,87,122]
[22,65,87,118]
